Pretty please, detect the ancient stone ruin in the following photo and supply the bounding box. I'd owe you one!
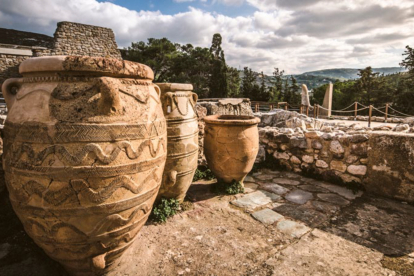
[0,21,413,276]
[256,109,414,203]
[0,21,121,94]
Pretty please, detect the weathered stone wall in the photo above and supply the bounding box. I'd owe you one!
[33,21,121,59]
[257,110,414,203]
[0,53,31,91]
[196,104,207,166]
[1,21,122,93]
[198,98,253,116]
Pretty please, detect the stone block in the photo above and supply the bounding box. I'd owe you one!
[347,165,367,176]
[260,183,290,195]
[290,155,302,164]
[330,140,344,154]
[316,160,329,168]
[311,140,323,149]
[273,178,301,186]
[276,219,311,238]
[285,190,313,205]
[251,209,284,225]
[302,155,314,163]
[330,160,347,173]
[317,193,350,206]
[231,190,281,211]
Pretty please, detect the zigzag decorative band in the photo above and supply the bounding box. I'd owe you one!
[3,120,166,143]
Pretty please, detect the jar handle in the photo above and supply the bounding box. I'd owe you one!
[96,77,122,115]
[153,84,161,98]
[1,78,23,110]
[191,92,198,104]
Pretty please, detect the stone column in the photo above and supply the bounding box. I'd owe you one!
[301,84,310,107]
[321,82,333,116]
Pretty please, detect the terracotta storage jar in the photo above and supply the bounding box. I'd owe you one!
[156,83,198,202]
[1,56,167,275]
[204,115,260,184]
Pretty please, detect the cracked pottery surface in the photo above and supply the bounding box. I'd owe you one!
[203,115,260,183]
[1,56,167,275]
[156,83,198,203]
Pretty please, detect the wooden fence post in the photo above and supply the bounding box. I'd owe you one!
[255,104,258,113]
[300,105,303,114]
[368,105,372,127]
[354,102,358,121]
[316,105,319,118]
[385,103,389,122]
[313,104,316,118]
[306,105,309,116]
[285,104,288,111]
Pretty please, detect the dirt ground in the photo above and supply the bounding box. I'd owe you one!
[0,169,413,276]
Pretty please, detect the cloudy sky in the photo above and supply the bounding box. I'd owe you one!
[0,0,413,74]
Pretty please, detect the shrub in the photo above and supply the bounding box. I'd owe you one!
[213,179,244,195]
[150,198,180,223]
[193,167,216,181]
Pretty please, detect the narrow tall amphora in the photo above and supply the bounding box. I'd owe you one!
[204,115,260,184]
[156,83,198,202]
[1,56,167,275]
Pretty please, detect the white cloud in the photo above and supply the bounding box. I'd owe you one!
[0,0,413,74]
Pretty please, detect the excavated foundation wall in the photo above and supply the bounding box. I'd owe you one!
[257,110,414,203]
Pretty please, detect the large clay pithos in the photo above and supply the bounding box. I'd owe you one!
[1,56,167,275]
[204,115,260,184]
[156,83,198,202]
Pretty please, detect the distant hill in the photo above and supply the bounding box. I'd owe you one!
[300,67,406,80]
[240,67,407,91]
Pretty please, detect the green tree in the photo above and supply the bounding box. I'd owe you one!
[270,68,284,102]
[226,66,241,97]
[394,45,414,114]
[400,45,414,77]
[256,71,270,101]
[241,67,260,100]
[356,66,381,105]
[208,33,228,98]
[122,38,180,82]
[287,76,301,105]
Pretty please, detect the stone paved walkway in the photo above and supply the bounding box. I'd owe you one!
[0,169,413,275]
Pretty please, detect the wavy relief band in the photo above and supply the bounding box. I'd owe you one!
[89,203,151,237]
[25,203,151,247]
[40,217,148,262]
[6,152,166,179]
[3,120,166,143]
[10,138,166,167]
[21,171,160,206]
[10,181,160,217]
[49,228,142,265]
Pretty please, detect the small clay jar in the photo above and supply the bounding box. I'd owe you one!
[203,115,260,184]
